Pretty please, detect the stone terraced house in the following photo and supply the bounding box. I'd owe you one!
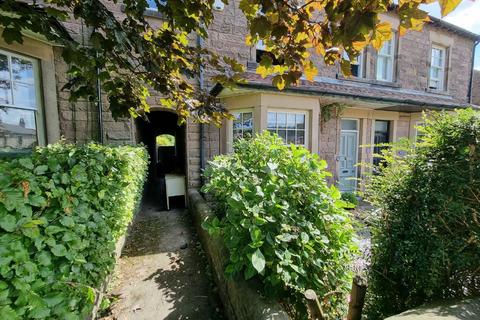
[1,1,479,203]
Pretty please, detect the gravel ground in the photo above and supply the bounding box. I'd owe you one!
[100,201,224,320]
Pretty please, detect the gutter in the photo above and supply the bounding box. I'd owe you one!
[468,40,480,104]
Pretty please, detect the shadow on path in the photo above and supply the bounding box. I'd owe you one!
[102,199,223,320]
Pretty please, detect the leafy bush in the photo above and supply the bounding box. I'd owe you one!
[340,192,358,208]
[364,109,480,319]
[202,132,356,319]
[0,143,148,319]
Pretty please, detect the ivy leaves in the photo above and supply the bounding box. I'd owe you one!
[0,143,148,319]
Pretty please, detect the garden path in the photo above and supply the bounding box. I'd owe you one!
[101,200,223,320]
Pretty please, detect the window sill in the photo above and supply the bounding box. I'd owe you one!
[336,75,401,88]
[425,88,450,96]
[120,4,165,19]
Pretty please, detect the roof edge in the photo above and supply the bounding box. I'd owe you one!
[214,81,470,110]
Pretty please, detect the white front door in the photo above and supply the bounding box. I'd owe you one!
[338,120,359,192]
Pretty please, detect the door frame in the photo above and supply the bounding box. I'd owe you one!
[339,118,360,192]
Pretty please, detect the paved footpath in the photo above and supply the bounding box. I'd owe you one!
[102,201,224,320]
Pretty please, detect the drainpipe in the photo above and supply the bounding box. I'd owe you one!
[197,33,206,186]
[92,27,104,144]
[468,40,479,105]
[95,55,104,144]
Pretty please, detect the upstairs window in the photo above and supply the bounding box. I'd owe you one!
[0,50,42,153]
[232,111,254,142]
[256,40,283,65]
[376,37,395,82]
[429,45,447,91]
[343,51,364,78]
[146,0,166,10]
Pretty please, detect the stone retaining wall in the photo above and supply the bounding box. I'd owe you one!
[188,190,290,320]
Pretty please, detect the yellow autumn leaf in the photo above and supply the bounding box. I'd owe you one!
[372,22,392,51]
[340,59,352,77]
[256,64,272,78]
[352,40,368,51]
[438,0,462,17]
[303,61,318,82]
[245,34,253,46]
[273,75,286,90]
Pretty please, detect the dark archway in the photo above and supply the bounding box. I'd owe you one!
[136,111,186,210]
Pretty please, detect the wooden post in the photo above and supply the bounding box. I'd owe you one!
[347,275,368,320]
[304,289,324,320]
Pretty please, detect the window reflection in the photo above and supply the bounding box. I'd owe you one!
[0,107,37,151]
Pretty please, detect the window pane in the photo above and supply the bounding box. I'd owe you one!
[0,107,37,151]
[12,82,36,109]
[296,130,305,145]
[277,113,287,129]
[267,112,276,129]
[277,129,286,141]
[243,129,253,139]
[375,120,389,133]
[0,80,12,105]
[242,112,253,130]
[11,57,34,84]
[341,119,357,131]
[376,57,386,80]
[287,113,295,129]
[287,130,296,144]
[296,114,305,129]
[0,54,9,80]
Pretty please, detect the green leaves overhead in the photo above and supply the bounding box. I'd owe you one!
[202,132,357,318]
[0,143,148,319]
[0,0,465,116]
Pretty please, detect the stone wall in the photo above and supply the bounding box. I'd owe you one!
[188,190,290,320]
[473,70,480,106]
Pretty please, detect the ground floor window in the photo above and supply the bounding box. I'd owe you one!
[232,110,254,142]
[0,49,43,153]
[373,120,391,166]
[267,111,307,146]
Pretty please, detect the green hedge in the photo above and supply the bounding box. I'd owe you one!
[0,143,148,319]
[364,109,480,319]
[203,132,356,319]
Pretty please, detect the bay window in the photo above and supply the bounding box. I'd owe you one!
[0,49,43,153]
[267,111,307,146]
[232,110,254,142]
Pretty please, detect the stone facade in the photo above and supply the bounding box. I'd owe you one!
[473,70,480,106]
[1,2,477,192]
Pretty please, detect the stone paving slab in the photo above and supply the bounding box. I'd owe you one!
[385,298,480,320]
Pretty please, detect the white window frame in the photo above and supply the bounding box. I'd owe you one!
[414,121,426,141]
[429,45,447,91]
[226,109,254,152]
[342,50,364,78]
[266,109,309,147]
[231,109,254,142]
[376,37,395,82]
[0,48,45,151]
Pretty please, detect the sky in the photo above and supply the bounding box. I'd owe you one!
[421,0,480,70]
